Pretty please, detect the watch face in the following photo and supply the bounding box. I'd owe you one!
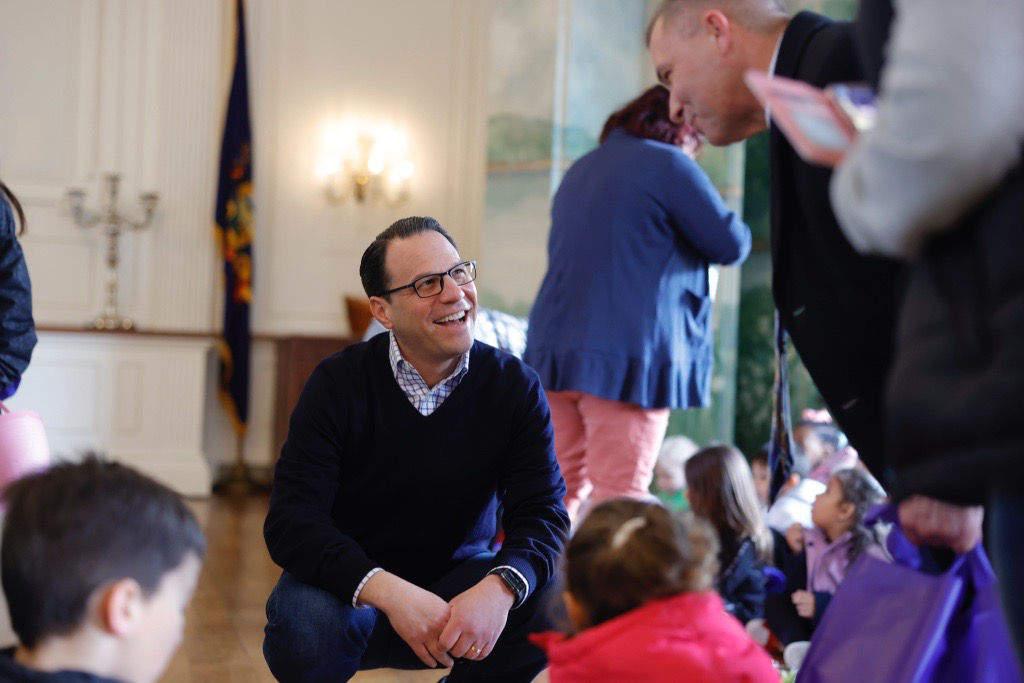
[503,569,525,593]
[492,568,525,601]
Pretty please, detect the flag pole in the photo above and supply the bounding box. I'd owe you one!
[212,0,258,496]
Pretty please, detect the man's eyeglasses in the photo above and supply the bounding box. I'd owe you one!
[381,260,477,298]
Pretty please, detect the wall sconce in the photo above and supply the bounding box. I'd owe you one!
[317,121,414,206]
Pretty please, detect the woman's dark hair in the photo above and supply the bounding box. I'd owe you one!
[832,467,885,563]
[598,85,700,153]
[1,457,206,648]
[564,499,718,630]
[685,444,773,562]
[1,181,26,235]
[359,216,457,298]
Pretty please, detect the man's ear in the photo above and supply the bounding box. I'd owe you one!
[368,296,394,330]
[703,10,733,54]
[99,578,144,637]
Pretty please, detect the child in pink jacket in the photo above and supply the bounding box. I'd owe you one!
[531,499,779,682]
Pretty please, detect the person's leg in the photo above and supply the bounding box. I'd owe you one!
[432,553,558,683]
[988,486,1024,663]
[580,393,669,507]
[263,571,380,682]
[546,390,590,521]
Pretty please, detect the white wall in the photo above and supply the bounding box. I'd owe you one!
[0,0,491,482]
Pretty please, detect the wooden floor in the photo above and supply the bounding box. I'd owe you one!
[159,493,458,683]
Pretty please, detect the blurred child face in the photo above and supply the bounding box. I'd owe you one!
[122,552,202,683]
[811,476,854,537]
[794,426,831,467]
[751,461,770,507]
[655,460,686,494]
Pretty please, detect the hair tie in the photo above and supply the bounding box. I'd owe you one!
[611,517,647,549]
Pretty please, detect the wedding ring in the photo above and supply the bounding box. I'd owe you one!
[470,645,481,655]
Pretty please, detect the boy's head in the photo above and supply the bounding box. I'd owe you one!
[1,458,205,682]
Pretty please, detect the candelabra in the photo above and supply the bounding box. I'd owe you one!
[67,174,158,330]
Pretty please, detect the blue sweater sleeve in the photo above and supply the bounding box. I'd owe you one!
[0,199,36,399]
[659,153,752,266]
[493,369,570,600]
[264,360,377,601]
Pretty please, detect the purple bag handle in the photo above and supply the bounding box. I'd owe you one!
[867,503,1006,616]
[865,502,922,569]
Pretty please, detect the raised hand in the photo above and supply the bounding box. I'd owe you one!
[792,589,816,619]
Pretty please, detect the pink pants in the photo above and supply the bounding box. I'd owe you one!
[547,390,670,522]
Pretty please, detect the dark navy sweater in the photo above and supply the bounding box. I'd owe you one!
[264,335,569,602]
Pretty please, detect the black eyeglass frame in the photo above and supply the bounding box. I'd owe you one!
[380,259,478,298]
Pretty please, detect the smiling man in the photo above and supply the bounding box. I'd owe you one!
[646,0,903,476]
[263,216,569,682]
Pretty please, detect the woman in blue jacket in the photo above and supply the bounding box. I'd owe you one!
[524,86,750,522]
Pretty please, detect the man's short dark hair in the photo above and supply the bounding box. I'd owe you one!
[359,216,458,298]
[1,457,206,648]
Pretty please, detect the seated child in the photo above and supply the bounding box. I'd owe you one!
[0,458,206,682]
[685,445,773,624]
[531,499,778,682]
[651,435,698,510]
[765,467,886,644]
[764,450,825,534]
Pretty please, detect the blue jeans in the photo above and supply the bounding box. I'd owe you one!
[263,553,557,682]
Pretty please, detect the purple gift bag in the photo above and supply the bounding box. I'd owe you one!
[796,507,1022,683]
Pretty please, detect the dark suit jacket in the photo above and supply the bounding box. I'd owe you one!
[769,11,903,477]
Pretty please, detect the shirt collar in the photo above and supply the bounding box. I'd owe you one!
[764,31,785,128]
[388,331,470,388]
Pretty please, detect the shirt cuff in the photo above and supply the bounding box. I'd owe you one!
[352,567,384,608]
[493,565,531,607]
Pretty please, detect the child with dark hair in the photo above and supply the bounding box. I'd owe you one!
[685,445,773,624]
[531,499,777,682]
[765,467,887,644]
[0,458,206,682]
